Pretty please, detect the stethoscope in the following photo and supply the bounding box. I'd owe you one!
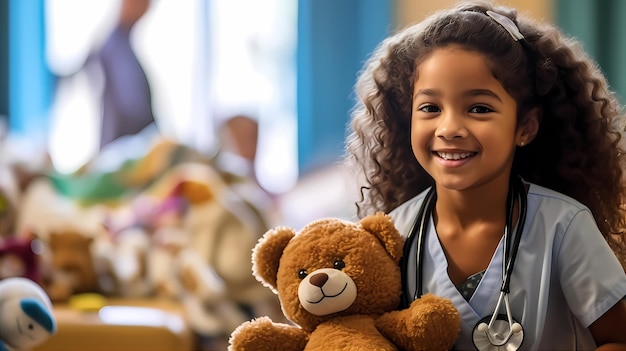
[401,176,527,351]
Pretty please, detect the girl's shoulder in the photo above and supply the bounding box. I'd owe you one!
[526,182,597,239]
[527,182,589,213]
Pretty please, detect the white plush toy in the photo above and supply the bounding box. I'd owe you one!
[0,277,56,351]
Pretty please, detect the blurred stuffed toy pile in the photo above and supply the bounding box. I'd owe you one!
[0,127,284,348]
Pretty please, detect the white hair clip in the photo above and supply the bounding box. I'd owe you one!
[486,10,524,41]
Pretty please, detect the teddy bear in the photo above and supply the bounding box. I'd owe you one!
[40,230,101,302]
[228,212,461,351]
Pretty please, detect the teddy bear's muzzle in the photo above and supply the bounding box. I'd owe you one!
[297,268,357,316]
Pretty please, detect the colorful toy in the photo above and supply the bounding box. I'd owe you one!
[0,277,56,351]
[146,163,282,339]
[0,235,41,282]
[228,212,461,351]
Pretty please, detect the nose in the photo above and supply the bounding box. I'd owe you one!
[309,272,329,287]
[436,110,467,140]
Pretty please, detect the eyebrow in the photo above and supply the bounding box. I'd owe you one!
[414,89,503,102]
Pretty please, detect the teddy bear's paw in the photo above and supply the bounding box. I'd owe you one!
[376,294,461,351]
[228,316,309,351]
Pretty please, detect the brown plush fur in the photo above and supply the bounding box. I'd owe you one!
[228,212,460,351]
[42,231,99,301]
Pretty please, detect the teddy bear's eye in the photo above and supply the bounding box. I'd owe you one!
[298,269,308,279]
[333,259,346,270]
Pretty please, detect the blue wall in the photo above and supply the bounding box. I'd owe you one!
[297,0,393,172]
[8,0,54,135]
[0,0,8,122]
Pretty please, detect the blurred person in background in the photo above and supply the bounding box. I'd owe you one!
[88,0,155,149]
[215,115,259,183]
[214,114,279,230]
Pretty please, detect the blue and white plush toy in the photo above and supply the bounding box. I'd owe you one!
[0,277,56,351]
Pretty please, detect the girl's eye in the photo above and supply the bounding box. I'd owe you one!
[469,105,494,113]
[418,104,440,113]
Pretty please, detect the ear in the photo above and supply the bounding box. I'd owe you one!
[359,212,404,264]
[516,107,541,147]
[252,226,295,293]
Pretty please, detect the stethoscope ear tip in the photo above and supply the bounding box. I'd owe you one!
[477,322,489,333]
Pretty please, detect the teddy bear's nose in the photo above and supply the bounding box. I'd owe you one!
[309,272,328,287]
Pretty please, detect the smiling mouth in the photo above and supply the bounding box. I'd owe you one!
[436,151,476,160]
[306,283,348,304]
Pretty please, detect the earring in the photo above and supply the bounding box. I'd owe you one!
[519,140,525,146]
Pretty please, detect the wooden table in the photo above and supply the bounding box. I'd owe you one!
[33,298,197,351]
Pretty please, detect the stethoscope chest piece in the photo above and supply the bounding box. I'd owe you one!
[472,314,524,351]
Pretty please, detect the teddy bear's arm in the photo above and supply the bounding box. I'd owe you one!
[375,294,461,351]
[228,316,309,351]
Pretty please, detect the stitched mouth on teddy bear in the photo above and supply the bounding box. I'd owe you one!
[305,283,347,303]
[298,268,357,316]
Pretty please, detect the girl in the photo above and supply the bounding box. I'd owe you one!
[345,1,626,350]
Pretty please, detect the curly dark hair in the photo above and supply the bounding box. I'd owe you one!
[344,1,626,265]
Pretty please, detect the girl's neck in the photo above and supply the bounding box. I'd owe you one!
[433,178,511,232]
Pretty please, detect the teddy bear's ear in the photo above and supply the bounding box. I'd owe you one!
[252,226,295,292]
[359,212,404,264]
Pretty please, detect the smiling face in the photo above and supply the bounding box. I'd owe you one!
[411,45,527,192]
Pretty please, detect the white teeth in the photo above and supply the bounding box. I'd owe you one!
[437,152,474,160]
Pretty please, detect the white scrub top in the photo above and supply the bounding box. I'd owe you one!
[390,182,626,350]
